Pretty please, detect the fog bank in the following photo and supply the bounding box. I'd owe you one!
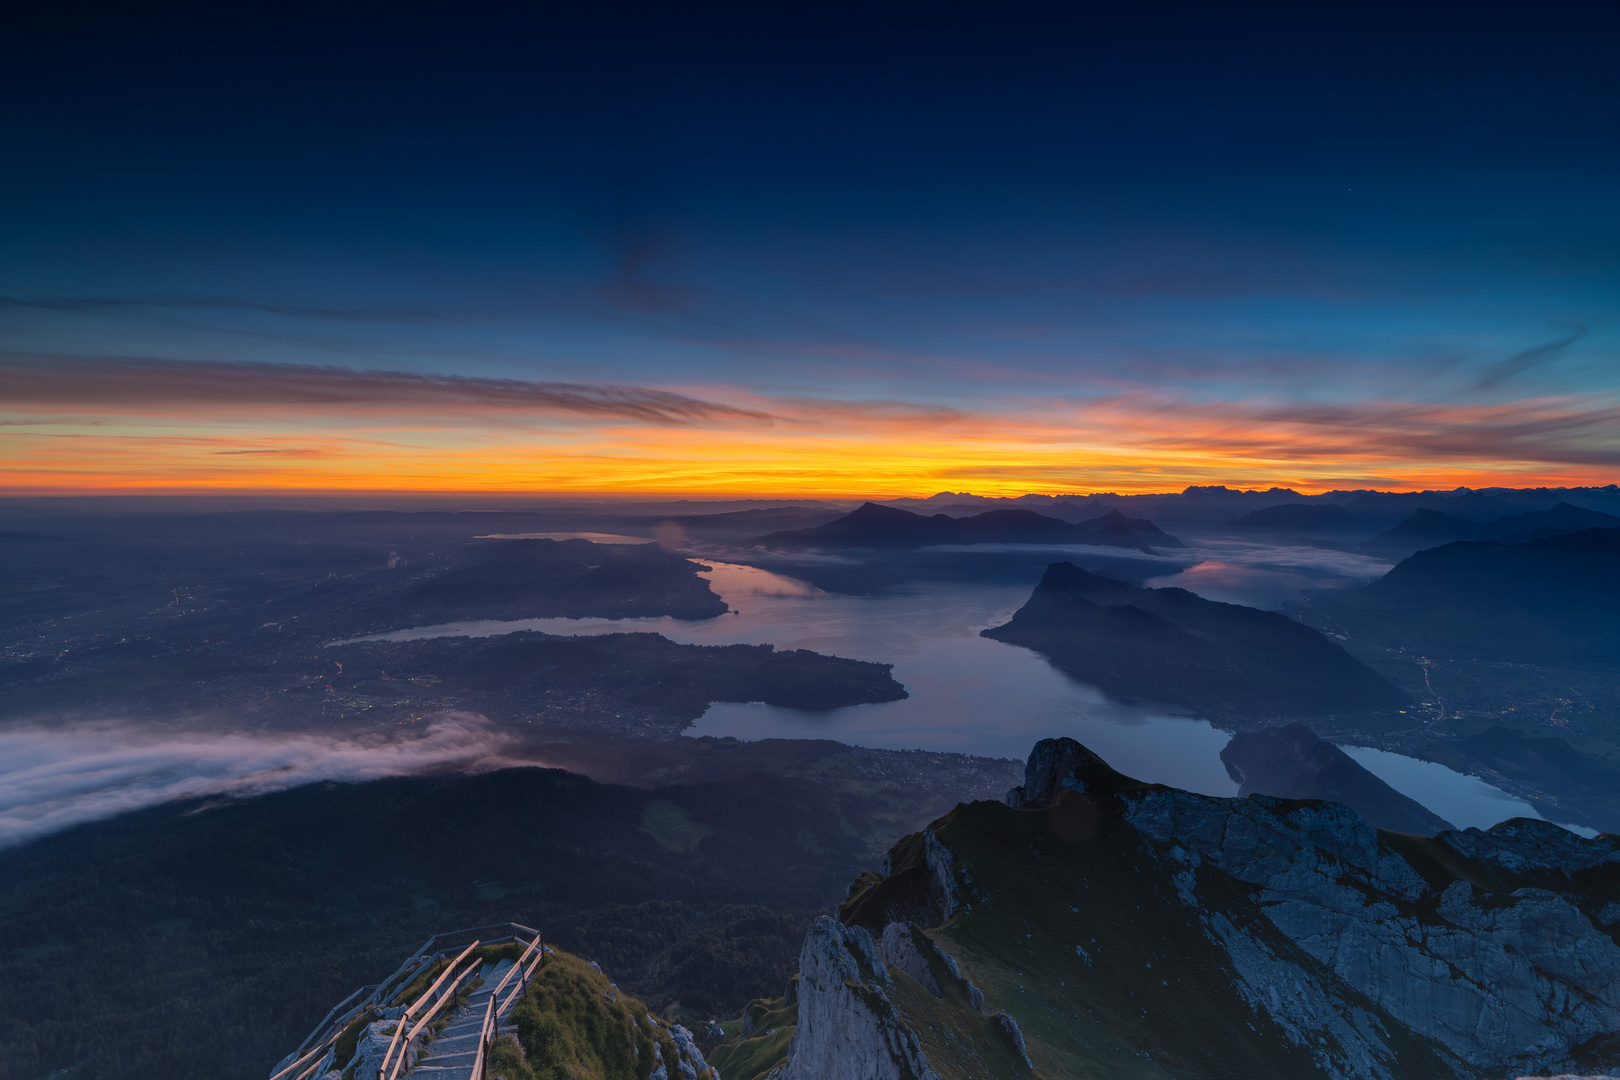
[0,714,521,849]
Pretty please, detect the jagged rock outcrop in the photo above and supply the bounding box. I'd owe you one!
[758,737,1620,1080]
[782,918,942,1080]
[1005,736,1110,809]
[339,1019,414,1079]
[991,1011,1032,1070]
[669,1024,712,1080]
[1124,782,1620,1076]
[877,922,941,996]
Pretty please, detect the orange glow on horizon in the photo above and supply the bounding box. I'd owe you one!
[5,363,1616,498]
[3,420,1615,499]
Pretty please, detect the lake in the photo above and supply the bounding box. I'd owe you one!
[356,554,1585,834]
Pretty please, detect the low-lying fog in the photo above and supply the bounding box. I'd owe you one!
[1143,541,1395,610]
[0,714,522,849]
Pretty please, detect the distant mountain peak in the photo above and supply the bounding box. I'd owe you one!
[754,503,1182,551]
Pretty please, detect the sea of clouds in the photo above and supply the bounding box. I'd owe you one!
[0,713,522,849]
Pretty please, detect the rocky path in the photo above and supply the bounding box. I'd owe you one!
[402,958,514,1080]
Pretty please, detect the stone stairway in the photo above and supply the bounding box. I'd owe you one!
[404,958,515,1079]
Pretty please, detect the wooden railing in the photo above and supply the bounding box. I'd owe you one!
[379,939,483,1080]
[469,932,548,1078]
[267,922,541,1080]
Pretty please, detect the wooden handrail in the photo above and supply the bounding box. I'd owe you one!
[285,982,371,1063]
[488,935,541,1001]
[378,940,480,1079]
[290,1045,337,1080]
[498,941,547,1017]
[404,941,482,1020]
[385,959,483,1080]
[266,1042,327,1080]
[269,925,544,1080]
[469,993,496,1080]
[374,952,434,1008]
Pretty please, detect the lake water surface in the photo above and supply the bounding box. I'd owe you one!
[357,557,1583,834]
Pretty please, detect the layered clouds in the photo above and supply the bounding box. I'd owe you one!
[0,714,524,849]
[0,354,772,425]
[3,349,1618,495]
[2,4,1617,496]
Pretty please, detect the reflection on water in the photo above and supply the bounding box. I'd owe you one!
[694,637,1243,797]
[356,559,1571,830]
[1341,746,1596,836]
[354,562,1240,794]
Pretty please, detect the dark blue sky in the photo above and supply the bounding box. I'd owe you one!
[3,1,1618,493]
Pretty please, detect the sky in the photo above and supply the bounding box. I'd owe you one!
[2,1,1618,497]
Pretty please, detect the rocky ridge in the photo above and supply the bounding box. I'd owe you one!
[742,738,1620,1080]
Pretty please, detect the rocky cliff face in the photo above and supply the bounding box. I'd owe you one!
[763,737,1620,1080]
[781,919,942,1080]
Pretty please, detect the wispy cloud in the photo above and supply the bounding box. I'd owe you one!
[3,355,1618,495]
[1472,327,1586,390]
[0,290,466,325]
[0,714,523,849]
[1,354,776,426]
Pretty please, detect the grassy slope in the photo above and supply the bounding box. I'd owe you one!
[707,991,798,1080]
[489,950,714,1080]
[901,802,1316,1079]
[834,797,1455,1080]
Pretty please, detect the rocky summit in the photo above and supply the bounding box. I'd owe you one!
[722,737,1620,1080]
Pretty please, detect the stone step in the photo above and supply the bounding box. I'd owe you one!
[400,958,516,1080]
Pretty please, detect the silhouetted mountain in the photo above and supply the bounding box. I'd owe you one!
[1363,502,1620,553]
[981,562,1405,718]
[1362,507,1490,550]
[1455,728,1620,825]
[1072,508,1184,548]
[1309,527,1620,670]
[390,537,729,622]
[754,502,1181,551]
[1045,498,1112,521]
[867,485,1620,535]
[1220,723,1454,835]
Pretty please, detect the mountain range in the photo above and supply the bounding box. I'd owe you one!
[1361,501,1620,553]
[754,502,1182,551]
[1306,527,1620,671]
